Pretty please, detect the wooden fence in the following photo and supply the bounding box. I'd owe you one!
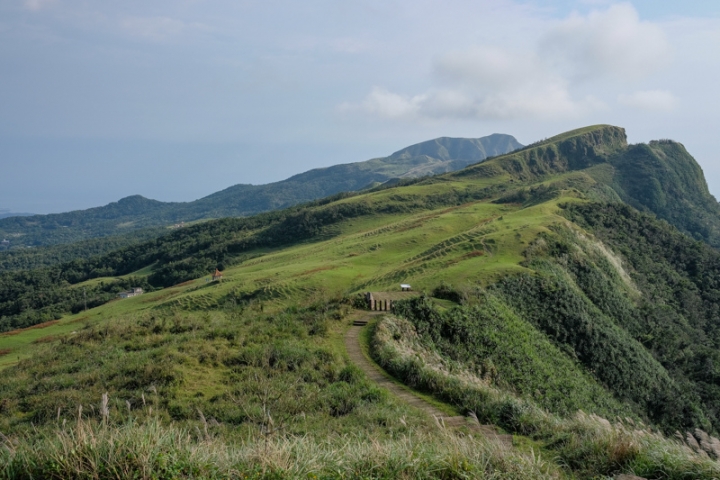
[368,299,393,311]
[366,293,393,311]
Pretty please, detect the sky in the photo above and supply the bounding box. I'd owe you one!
[1,0,719,214]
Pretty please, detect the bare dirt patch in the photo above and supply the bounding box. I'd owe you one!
[0,349,11,357]
[446,250,486,266]
[68,316,90,324]
[142,291,177,303]
[33,335,58,344]
[369,291,419,302]
[0,320,60,337]
[295,265,337,277]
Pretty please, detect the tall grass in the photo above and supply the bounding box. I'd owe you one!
[0,417,563,479]
[371,314,720,479]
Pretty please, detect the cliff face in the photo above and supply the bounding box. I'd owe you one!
[608,140,720,246]
[452,124,720,248]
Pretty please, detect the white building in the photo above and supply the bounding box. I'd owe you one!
[118,287,144,299]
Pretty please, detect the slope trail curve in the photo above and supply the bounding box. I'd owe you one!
[345,312,512,445]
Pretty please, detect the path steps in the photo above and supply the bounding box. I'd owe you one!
[345,314,512,446]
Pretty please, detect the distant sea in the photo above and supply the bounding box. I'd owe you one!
[0,209,34,220]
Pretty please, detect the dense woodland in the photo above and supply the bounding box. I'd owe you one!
[608,140,720,248]
[0,227,164,273]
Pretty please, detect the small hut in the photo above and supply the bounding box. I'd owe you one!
[212,269,223,281]
[118,287,143,299]
[400,284,412,292]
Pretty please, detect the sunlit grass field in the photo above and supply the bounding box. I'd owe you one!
[0,183,579,370]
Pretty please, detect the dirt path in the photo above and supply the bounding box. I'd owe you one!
[345,312,512,444]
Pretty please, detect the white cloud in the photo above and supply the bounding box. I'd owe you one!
[339,87,423,120]
[342,3,670,123]
[540,3,671,81]
[342,44,606,122]
[434,46,539,91]
[341,81,605,122]
[120,16,186,40]
[618,90,678,111]
[23,0,55,11]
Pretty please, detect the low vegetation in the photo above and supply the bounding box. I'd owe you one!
[3,124,720,477]
[0,299,563,479]
[4,125,719,335]
[393,201,720,435]
[0,299,391,435]
[371,313,720,479]
[1,418,560,479]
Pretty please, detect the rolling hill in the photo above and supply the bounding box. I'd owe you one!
[2,125,720,478]
[0,134,522,248]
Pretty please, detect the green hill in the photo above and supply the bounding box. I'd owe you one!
[0,134,522,248]
[3,125,720,478]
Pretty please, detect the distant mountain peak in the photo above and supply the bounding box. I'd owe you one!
[116,195,155,204]
[390,134,522,162]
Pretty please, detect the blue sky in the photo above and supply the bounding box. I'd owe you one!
[1,0,719,213]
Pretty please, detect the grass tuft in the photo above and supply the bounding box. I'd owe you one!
[0,417,564,479]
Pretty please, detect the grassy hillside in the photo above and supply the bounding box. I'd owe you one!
[608,140,720,246]
[453,125,720,247]
[0,134,522,248]
[371,314,720,479]
[389,202,720,434]
[2,124,720,478]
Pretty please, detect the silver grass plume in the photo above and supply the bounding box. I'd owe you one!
[101,392,109,425]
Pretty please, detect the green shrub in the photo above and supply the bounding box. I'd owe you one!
[371,314,720,479]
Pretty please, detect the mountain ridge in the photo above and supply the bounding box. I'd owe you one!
[0,134,522,247]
